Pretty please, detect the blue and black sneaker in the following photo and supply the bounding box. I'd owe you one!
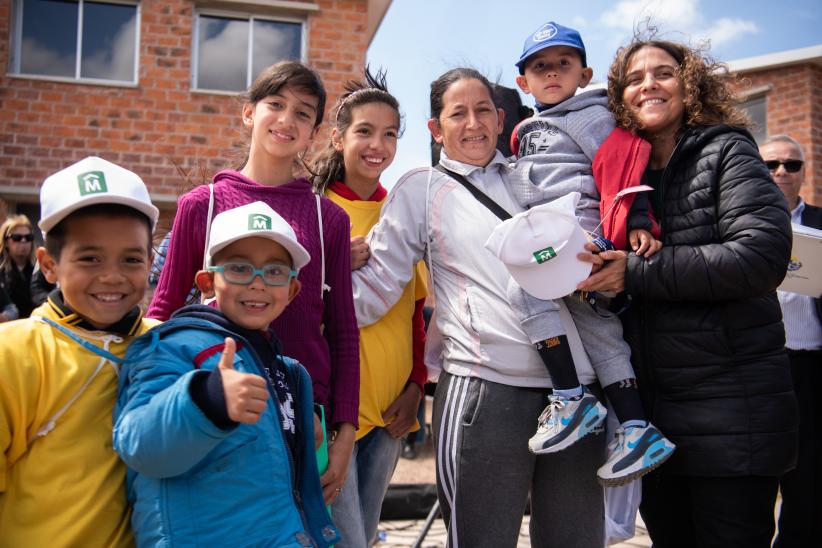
[528,388,608,455]
[596,423,675,486]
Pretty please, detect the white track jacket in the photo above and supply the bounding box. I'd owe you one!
[352,151,595,388]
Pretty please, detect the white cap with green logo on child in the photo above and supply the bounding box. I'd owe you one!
[38,156,160,233]
[484,192,592,300]
[206,201,310,270]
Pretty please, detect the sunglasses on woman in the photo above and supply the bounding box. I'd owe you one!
[5,233,34,243]
[765,160,803,173]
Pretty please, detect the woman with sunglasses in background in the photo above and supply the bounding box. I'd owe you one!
[0,215,37,318]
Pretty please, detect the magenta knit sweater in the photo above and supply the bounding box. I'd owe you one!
[147,170,360,426]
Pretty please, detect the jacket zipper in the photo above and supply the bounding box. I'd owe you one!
[206,324,317,546]
[641,130,689,418]
[657,130,689,235]
[288,368,318,547]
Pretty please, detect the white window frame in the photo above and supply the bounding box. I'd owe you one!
[9,0,141,87]
[191,8,306,94]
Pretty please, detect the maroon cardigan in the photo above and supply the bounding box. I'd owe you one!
[148,170,360,426]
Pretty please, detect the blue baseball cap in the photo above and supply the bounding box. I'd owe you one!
[515,22,587,74]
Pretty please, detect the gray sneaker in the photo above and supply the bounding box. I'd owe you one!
[596,423,675,486]
[528,389,607,454]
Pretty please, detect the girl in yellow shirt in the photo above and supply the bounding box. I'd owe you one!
[312,68,428,548]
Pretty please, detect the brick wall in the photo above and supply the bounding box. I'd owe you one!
[734,63,822,206]
[0,0,370,229]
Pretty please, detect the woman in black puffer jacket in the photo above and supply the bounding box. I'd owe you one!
[579,37,798,548]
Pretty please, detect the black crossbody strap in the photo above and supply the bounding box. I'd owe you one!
[434,164,512,221]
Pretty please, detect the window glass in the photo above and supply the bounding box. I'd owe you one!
[252,19,301,79]
[195,14,303,92]
[197,15,248,92]
[15,0,137,83]
[20,0,78,77]
[81,1,137,80]
[741,96,767,144]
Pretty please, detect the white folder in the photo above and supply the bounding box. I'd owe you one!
[779,223,822,297]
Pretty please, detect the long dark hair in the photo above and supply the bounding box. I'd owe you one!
[310,66,401,194]
[236,61,327,171]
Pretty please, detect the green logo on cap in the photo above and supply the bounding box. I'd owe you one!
[248,214,272,230]
[533,246,557,264]
[77,171,108,195]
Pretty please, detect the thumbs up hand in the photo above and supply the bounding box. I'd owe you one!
[218,338,270,424]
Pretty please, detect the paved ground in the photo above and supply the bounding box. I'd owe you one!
[377,421,782,547]
[376,517,652,547]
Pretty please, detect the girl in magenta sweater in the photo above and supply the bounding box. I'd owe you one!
[148,61,359,502]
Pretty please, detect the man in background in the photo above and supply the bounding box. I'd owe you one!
[760,134,821,548]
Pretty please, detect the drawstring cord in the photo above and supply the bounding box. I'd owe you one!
[28,317,124,443]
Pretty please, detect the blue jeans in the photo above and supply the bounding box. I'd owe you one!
[331,427,402,547]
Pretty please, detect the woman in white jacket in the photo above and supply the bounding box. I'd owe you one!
[352,68,605,547]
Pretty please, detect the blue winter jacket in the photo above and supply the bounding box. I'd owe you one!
[113,311,339,547]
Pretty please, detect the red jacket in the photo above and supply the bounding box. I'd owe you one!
[593,127,661,250]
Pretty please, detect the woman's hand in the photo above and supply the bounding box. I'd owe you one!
[350,236,370,270]
[320,422,355,504]
[383,384,423,439]
[577,244,629,293]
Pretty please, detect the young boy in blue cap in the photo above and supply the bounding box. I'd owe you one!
[113,201,339,547]
[505,21,674,485]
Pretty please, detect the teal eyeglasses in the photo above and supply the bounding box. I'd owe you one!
[207,262,297,286]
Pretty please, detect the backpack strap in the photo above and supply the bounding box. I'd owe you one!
[434,164,512,221]
[202,183,215,270]
[316,194,331,297]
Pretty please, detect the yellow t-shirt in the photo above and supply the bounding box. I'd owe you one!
[0,300,157,548]
[327,189,428,440]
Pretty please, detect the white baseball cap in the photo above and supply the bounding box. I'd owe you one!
[206,201,310,270]
[484,192,592,300]
[39,156,159,233]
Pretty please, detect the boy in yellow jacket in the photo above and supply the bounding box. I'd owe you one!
[0,157,159,547]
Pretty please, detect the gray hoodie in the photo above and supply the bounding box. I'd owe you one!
[510,88,615,232]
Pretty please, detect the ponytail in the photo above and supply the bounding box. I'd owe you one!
[311,66,401,195]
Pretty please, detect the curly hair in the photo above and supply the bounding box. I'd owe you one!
[607,35,748,135]
[310,66,402,195]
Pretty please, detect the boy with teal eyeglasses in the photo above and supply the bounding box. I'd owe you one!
[114,201,339,547]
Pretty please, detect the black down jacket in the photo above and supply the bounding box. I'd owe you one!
[621,124,798,477]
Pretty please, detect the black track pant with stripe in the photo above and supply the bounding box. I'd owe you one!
[432,371,606,548]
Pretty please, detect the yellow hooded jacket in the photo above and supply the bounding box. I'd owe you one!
[0,297,157,547]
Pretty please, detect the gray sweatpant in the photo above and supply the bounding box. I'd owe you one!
[433,371,606,548]
[508,280,635,387]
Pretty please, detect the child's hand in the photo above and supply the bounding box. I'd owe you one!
[382,384,423,439]
[313,412,323,451]
[350,236,370,270]
[218,337,269,424]
[629,229,663,258]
